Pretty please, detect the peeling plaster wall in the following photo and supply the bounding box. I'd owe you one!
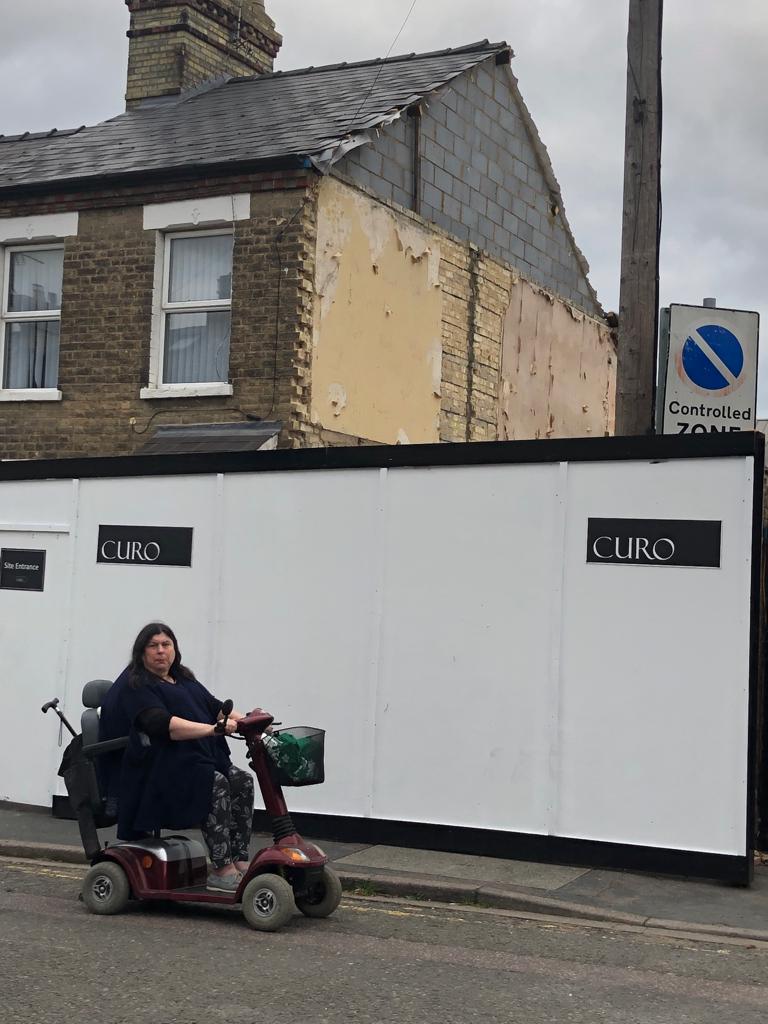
[309,177,615,447]
[311,177,443,444]
[498,279,616,440]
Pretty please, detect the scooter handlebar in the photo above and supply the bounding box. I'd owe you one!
[236,708,275,735]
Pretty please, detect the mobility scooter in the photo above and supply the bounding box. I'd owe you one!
[43,681,342,932]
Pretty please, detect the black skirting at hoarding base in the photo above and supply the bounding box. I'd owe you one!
[47,796,751,886]
[8,431,762,884]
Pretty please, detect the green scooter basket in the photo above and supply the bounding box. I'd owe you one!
[263,727,325,787]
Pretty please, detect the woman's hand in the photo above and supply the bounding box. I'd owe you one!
[223,716,239,736]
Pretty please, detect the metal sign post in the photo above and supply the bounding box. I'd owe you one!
[659,303,760,435]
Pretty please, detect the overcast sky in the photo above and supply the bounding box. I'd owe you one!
[1,1,766,412]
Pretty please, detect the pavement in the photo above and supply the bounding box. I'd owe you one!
[2,802,768,943]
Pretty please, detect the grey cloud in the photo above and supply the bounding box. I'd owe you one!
[1,0,765,408]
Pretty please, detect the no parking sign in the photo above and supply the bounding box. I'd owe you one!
[660,304,760,434]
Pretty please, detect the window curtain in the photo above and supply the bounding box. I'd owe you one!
[168,235,233,303]
[3,321,61,388]
[8,250,63,312]
[163,311,231,383]
[163,234,233,383]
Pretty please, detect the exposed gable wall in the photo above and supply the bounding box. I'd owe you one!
[308,177,614,447]
[337,59,601,319]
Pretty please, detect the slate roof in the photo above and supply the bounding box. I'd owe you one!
[0,41,509,193]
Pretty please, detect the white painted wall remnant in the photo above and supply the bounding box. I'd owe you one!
[328,383,347,416]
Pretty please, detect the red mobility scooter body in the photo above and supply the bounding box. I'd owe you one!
[47,697,341,932]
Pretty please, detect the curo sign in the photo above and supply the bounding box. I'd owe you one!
[586,518,721,568]
[97,525,193,567]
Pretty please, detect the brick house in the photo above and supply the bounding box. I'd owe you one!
[0,0,615,459]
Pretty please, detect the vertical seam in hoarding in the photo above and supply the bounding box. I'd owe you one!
[546,461,568,836]
[746,441,765,880]
[206,474,226,684]
[365,467,388,819]
[736,457,754,858]
[53,478,80,799]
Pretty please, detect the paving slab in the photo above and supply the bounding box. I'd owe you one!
[557,865,768,934]
[334,844,589,891]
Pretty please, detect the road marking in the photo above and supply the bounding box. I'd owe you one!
[0,856,85,880]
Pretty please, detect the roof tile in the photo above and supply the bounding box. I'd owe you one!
[0,41,509,191]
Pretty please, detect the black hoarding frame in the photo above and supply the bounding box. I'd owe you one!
[4,431,763,885]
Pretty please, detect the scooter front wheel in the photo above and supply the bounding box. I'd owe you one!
[295,865,342,918]
[82,861,131,915]
[241,873,296,932]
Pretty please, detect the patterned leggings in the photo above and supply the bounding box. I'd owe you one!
[200,765,255,868]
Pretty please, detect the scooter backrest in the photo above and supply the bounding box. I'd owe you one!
[82,679,113,709]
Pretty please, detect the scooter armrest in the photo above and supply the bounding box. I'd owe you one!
[81,736,129,758]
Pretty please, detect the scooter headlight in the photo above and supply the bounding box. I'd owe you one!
[283,847,310,864]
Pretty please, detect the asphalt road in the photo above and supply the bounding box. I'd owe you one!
[3,857,768,1024]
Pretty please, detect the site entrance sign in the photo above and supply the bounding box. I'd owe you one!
[660,304,760,435]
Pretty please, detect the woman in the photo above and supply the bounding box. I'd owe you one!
[108,622,254,893]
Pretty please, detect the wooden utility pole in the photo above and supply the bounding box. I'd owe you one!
[615,0,664,435]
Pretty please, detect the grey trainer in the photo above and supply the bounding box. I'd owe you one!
[206,872,240,893]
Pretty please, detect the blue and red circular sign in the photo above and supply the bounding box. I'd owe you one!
[679,324,745,394]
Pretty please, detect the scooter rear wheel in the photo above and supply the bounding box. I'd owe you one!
[82,861,130,915]
[295,865,342,918]
[241,873,296,932]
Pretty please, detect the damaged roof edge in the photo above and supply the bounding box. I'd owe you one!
[500,64,605,320]
[307,50,511,175]
[237,39,510,84]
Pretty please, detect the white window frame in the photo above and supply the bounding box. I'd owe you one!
[0,243,64,402]
[141,228,234,399]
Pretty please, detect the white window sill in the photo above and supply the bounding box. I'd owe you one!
[0,388,62,402]
[140,383,233,400]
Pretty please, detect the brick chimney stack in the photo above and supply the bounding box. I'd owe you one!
[124,0,282,108]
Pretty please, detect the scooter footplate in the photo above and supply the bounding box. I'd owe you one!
[139,884,241,905]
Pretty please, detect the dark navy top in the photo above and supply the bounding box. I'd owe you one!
[98,667,132,815]
[101,667,230,839]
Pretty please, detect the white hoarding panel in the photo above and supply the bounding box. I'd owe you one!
[1,434,761,881]
[64,475,221,701]
[662,304,760,435]
[372,464,558,833]
[0,480,74,805]
[557,458,752,855]
[216,469,384,817]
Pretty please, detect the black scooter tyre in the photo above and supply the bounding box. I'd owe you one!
[242,873,296,932]
[82,861,131,915]
[295,866,342,918]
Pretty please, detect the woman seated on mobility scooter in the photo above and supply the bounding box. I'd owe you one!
[99,621,254,893]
